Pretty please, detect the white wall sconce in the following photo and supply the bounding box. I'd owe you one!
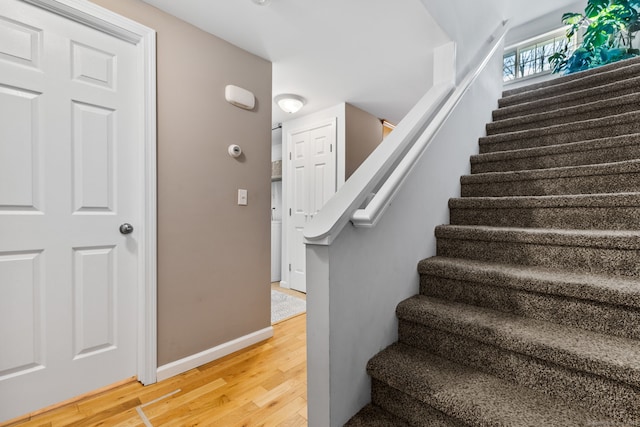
[274,94,306,114]
[251,0,271,5]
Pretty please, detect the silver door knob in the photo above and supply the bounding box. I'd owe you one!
[119,223,134,234]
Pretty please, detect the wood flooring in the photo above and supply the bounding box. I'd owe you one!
[3,313,307,427]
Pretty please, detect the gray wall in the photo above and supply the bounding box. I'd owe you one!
[90,0,272,366]
[506,1,584,46]
[420,0,509,80]
[345,104,384,179]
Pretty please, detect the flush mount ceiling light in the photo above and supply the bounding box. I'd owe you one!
[274,94,306,114]
[251,0,271,5]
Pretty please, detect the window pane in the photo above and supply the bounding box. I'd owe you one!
[539,41,555,71]
[503,52,516,81]
[519,46,537,77]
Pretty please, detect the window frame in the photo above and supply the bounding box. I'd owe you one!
[503,27,578,83]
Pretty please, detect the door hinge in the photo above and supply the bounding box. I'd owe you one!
[289,208,292,216]
[330,144,333,153]
[289,264,292,272]
[289,152,292,160]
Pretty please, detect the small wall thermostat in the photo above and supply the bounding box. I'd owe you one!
[225,85,255,110]
[228,144,242,158]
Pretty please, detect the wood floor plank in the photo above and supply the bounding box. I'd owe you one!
[4,314,307,427]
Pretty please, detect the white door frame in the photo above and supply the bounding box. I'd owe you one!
[22,0,158,385]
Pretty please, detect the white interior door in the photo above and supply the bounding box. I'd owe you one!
[288,120,336,293]
[0,1,143,420]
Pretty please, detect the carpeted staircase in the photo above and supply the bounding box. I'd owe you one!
[346,57,640,426]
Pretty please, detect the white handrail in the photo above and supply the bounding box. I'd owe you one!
[304,20,509,245]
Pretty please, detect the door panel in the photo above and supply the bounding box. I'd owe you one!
[290,131,309,292]
[72,245,116,358]
[71,101,115,212]
[309,124,335,216]
[0,0,141,420]
[0,16,41,68]
[0,251,44,378]
[0,86,40,210]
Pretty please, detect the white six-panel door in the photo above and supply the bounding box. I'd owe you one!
[288,120,336,293]
[0,0,143,420]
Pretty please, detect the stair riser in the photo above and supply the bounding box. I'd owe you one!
[419,275,640,339]
[436,237,640,277]
[449,205,640,230]
[471,142,640,173]
[499,64,640,109]
[496,79,640,120]
[487,101,640,136]
[479,121,640,154]
[371,380,465,427]
[398,321,640,424]
[461,172,640,197]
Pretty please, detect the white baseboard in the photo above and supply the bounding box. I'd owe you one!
[156,326,274,382]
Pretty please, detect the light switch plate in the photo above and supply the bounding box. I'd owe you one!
[238,189,248,206]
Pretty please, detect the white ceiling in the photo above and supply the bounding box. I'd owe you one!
[140,0,581,126]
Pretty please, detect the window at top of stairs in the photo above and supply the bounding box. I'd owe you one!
[503,27,577,83]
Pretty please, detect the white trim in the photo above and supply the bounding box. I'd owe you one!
[21,0,144,43]
[504,26,569,52]
[24,0,158,385]
[156,327,275,382]
[139,26,158,386]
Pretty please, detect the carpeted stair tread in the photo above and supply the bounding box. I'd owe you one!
[435,225,640,277]
[418,256,640,310]
[398,318,640,423]
[487,92,640,135]
[479,110,640,154]
[449,192,640,229]
[501,56,640,98]
[367,342,616,427]
[418,257,640,340]
[495,75,640,122]
[471,133,640,173]
[344,404,412,426]
[396,295,640,388]
[499,57,640,105]
[450,192,640,209]
[435,224,640,250]
[460,158,640,197]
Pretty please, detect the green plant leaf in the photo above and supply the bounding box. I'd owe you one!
[562,12,585,24]
[586,0,610,17]
[551,0,640,74]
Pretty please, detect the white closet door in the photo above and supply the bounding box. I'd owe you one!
[287,119,336,293]
[0,0,142,420]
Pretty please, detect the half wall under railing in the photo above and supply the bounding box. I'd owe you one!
[303,21,509,427]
